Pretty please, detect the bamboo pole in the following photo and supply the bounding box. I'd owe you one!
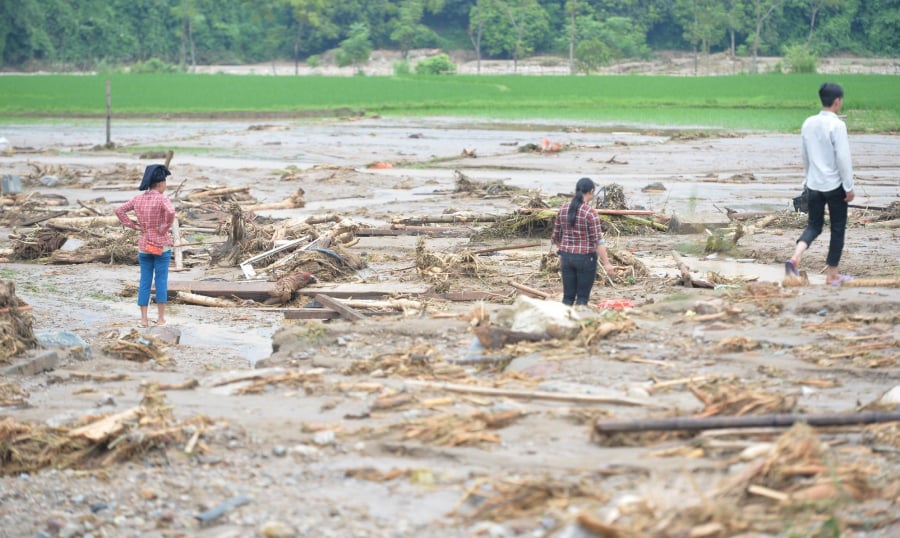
[407,380,654,407]
[595,411,900,434]
[474,242,541,255]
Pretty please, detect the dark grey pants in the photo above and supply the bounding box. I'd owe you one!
[798,186,848,267]
[559,251,597,305]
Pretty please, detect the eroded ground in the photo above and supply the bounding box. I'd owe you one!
[1,117,899,538]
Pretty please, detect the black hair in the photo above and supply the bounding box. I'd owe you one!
[567,177,596,226]
[139,164,171,191]
[818,82,844,107]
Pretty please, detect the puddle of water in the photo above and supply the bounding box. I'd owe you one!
[640,254,827,286]
[178,323,275,367]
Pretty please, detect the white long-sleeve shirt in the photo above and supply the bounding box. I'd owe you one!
[800,110,854,193]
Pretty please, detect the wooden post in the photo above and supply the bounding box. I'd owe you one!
[171,218,184,271]
[105,80,111,146]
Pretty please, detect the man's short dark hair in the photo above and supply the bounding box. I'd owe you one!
[819,83,844,107]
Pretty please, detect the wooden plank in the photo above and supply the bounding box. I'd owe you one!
[314,294,365,321]
[283,309,342,320]
[165,280,276,300]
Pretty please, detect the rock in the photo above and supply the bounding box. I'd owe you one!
[35,330,92,360]
[1,350,60,376]
[878,385,900,406]
[147,325,181,345]
[39,175,60,187]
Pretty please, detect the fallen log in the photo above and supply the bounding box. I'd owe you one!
[45,216,119,229]
[840,278,900,288]
[355,226,470,237]
[392,214,500,225]
[407,380,654,407]
[49,248,119,264]
[594,410,900,434]
[863,218,900,229]
[473,242,541,255]
[176,291,237,307]
[185,186,251,201]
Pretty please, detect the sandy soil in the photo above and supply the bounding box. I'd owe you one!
[0,116,899,538]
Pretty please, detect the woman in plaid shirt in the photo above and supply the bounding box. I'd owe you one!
[551,177,615,307]
[115,164,176,327]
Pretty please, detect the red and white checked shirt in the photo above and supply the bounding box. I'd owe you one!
[115,190,175,251]
[552,202,604,254]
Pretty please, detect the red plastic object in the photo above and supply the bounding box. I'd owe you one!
[596,299,634,310]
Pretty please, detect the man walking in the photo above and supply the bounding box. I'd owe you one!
[785,82,855,286]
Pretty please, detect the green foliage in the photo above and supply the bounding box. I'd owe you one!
[335,23,372,67]
[1,73,898,133]
[415,53,456,74]
[130,58,180,74]
[306,54,322,68]
[1,0,899,71]
[574,39,610,73]
[393,59,411,75]
[783,44,817,73]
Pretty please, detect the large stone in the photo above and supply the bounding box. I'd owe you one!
[2,350,60,376]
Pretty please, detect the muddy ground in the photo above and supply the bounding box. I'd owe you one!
[0,116,899,538]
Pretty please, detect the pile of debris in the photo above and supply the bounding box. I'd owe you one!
[0,280,37,363]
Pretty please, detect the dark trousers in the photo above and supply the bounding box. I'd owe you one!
[798,186,848,267]
[559,251,597,305]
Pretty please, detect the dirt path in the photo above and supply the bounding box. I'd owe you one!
[1,118,898,537]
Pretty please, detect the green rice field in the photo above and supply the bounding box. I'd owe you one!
[1,73,898,132]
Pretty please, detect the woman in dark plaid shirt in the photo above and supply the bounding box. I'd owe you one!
[551,177,615,306]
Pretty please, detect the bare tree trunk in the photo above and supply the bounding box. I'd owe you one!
[294,23,303,75]
[568,12,576,75]
[808,5,820,44]
[188,19,196,72]
[468,23,483,75]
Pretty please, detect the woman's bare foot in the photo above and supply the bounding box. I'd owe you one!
[155,319,166,326]
[139,320,149,328]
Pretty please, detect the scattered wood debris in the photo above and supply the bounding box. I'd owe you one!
[0,280,37,363]
[0,386,213,475]
[103,329,170,365]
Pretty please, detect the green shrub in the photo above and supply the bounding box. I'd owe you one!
[130,58,178,74]
[784,44,817,73]
[415,54,456,75]
[307,54,322,68]
[575,39,611,74]
[393,60,411,75]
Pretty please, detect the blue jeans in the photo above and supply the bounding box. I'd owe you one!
[137,251,171,306]
[559,251,597,305]
[798,186,848,267]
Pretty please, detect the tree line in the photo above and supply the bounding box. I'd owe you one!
[1,0,896,73]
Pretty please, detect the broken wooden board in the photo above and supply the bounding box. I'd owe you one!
[282,308,342,320]
[314,294,365,321]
